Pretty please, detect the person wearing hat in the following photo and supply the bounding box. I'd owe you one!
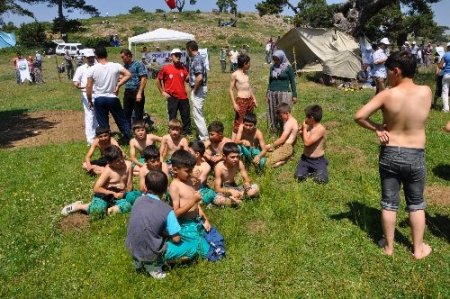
[410,41,419,62]
[424,42,433,67]
[120,48,149,128]
[156,48,191,136]
[228,46,239,72]
[372,37,390,94]
[438,42,450,112]
[73,49,98,145]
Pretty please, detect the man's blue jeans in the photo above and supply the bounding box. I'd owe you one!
[94,96,131,139]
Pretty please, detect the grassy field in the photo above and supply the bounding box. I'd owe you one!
[1,46,450,298]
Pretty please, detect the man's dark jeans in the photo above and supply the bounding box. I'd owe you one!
[94,96,131,139]
[167,96,191,136]
[124,89,145,128]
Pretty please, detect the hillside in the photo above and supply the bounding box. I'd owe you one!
[70,11,291,50]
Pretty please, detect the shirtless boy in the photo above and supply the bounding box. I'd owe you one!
[229,54,257,137]
[160,119,189,162]
[204,121,232,165]
[214,142,260,206]
[266,103,298,167]
[188,140,216,205]
[234,112,267,170]
[62,145,141,216]
[294,105,328,183]
[139,145,169,192]
[168,149,211,260]
[83,126,120,175]
[354,51,432,260]
[129,120,162,173]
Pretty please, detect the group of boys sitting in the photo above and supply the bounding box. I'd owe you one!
[60,102,328,279]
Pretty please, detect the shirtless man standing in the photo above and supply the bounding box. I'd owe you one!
[294,105,328,183]
[229,54,257,138]
[354,51,432,260]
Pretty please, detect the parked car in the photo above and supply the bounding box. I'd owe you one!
[55,42,84,56]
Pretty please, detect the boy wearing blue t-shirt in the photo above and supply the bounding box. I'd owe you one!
[125,170,182,279]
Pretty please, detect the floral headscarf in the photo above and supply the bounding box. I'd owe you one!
[271,50,290,78]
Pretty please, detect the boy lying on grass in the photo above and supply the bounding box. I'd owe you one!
[62,145,141,216]
[82,126,120,175]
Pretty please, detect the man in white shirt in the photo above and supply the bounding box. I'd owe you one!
[228,46,239,72]
[372,37,390,94]
[73,49,98,145]
[86,46,132,142]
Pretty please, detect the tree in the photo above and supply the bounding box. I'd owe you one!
[0,0,35,23]
[255,0,443,40]
[17,21,47,48]
[216,0,237,13]
[129,6,146,14]
[175,0,197,12]
[26,0,98,21]
[293,0,334,28]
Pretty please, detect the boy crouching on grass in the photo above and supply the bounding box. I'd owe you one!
[294,105,328,183]
[168,149,211,260]
[62,145,141,216]
[139,145,170,192]
[266,103,299,167]
[126,170,186,279]
[82,126,120,175]
[233,112,267,171]
[129,120,162,175]
[214,142,260,206]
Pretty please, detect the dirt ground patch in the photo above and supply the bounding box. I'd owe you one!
[425,185,450,207]
[247,220,267,235]
[0,110,165,149]
[59,213,90,233]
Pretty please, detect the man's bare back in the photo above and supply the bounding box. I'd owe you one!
[302,123,325,158]
[283,116,299,145]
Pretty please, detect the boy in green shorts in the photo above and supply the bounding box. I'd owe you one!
[62,145,141,216]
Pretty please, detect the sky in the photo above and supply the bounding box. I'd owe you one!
[3,0,450,31]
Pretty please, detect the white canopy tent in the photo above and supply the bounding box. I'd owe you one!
[128,28,195,50]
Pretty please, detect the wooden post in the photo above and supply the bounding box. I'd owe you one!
[292,46,299,77]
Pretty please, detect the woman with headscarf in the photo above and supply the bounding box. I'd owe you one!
[267,50,298,133]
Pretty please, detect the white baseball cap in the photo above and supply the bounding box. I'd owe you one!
[412,41,416,44]
[170,48,182,55]
[380,37,390,45]
[447,42,450,47]
[84,49,95,57]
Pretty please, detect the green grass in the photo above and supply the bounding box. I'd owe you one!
[0,49,449,298]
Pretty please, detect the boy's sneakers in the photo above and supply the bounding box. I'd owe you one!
[149,268,166,279]
[61,201,82,216]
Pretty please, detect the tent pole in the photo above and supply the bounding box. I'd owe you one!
[292,46,299,77]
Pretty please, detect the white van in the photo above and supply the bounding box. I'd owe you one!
[55,43,84,56]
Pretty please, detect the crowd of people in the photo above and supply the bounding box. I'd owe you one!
[54,34,449,278]
[11,51,44,84]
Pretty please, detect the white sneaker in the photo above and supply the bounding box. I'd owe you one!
[149,268,166,279]
[61,201,82,216]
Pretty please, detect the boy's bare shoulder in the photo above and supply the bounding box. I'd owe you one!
[214,161,226,171]
[129,138,137,145]
[111,138,119,146]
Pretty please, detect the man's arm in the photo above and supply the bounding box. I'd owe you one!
[84,142,97,170]
[239,161,252,185]
[136,75,147,103]
[115,68,131,94]
[86,77,94,108]
[354,93,389,143]
[254,131,267,163]
[126,162,133,192]
[159,136,168,162]
[270,124,292,149]
[193,73,203,94]
[229,73,239,111]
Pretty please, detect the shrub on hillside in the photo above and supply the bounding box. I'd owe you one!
[129,6,146,14]
[228,35,259,49]
[132,26,147,36]
[78,36,111,48]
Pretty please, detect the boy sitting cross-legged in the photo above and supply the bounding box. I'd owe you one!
[160,119,189,162]
[233,112,267,170]
[214,142,260,206]
[82,126,120,175]
[62,145,141,216]
[266,103,299,167]
[203,121,232,166]
[139,145,170,192]
[126,170,193,279]
[167,149,211,261]
[129,120,162,174]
